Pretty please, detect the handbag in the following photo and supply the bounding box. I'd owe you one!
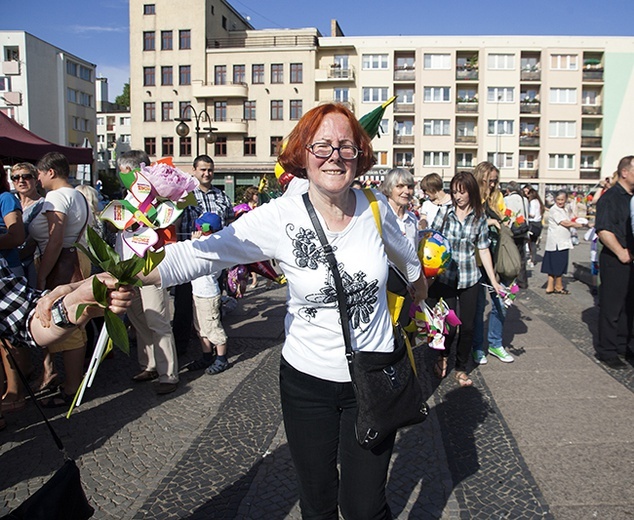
[495,225,521,280]
[0,341,95,520]
[302,193,428,450]
[510,220,530,238]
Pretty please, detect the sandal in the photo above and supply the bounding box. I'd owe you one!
[554,289,570,295]
[1,399,26,413]
[41,391,75,409]
[434,356,448,379]
[454,371,473,387]
[545,290,555,295]
[31,373,60,394]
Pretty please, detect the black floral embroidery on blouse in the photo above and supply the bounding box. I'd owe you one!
[288,224,328,270]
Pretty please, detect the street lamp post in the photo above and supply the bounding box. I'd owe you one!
[174,104,218,157]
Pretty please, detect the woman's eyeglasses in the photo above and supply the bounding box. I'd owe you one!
[11,174,35,182]
[306,142,360,160]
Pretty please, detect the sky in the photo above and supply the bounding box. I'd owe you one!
[1,0,632,102]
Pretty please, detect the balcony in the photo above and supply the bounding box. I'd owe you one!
[456,165,475,174]
[583,69,604,82]
[455,135,477,145]
[519,169,539,179]
[394,103,415,114]
[393,135,415,145]
[582,104,602,115]
[580,167,601,179]
[581,135,602,148]
[207,33,318,50]
[213,118,248,134]
[192,81,248,99]
[394,67,415,81]
[520,69,541,81]
[456,101,478,113]
[520,101,540,114]
[2,91,22,105]
[2,61,20,75]
[315,66,355,82]
[456,67,478,81]
[519,134,540,147]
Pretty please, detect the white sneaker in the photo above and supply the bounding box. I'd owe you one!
[488,346,514,363]
[472,350,488,365]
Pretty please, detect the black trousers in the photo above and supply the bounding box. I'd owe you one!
[597,251,634,359]
[280,357,394,520]
[171,282,193,355]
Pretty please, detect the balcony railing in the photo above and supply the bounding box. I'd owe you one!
[2,61,20,75]
[192,81,248,99]
[455,135,477,144]
[519,135,540,147]
[520,102,540,114]
[582,104,602,115]
[519,169,539,179]
[394,103,415,113]
[520,69,541,81]
[394,68,415,81]
[456,68,478,80]
[207,34,318,49]
[580,167,601,179]
[456,102,478,113]
[393,135,415,145]
[581,136,602,148]
[583,69,604,82]
[328,67,355,80]
[455,165,475,173]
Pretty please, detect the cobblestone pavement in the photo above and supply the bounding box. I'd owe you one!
[2,232,632,518]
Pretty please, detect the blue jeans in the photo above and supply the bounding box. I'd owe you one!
[473,284,507,352]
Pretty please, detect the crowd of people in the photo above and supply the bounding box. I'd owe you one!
[1,102,633,518]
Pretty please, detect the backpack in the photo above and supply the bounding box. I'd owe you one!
[495,225,521,280]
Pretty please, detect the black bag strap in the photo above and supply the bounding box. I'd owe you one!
[1,339,68,458]
[302,193,353,361]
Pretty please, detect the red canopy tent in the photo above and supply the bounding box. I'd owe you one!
[0,111,93,165]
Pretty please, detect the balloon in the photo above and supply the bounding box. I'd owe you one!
[227,264,249,298]
[418,229,452,278]
[247,260,286,285]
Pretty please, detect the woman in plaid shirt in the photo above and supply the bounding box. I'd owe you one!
[428,172,502,387]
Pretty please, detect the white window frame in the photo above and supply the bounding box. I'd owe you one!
[550,54,578,70]
[549,154,575,170]
[518,153,537,169]
[395,152,414,167]
[456,120,476,136]
[374,151,388,166]
[423,151,450,167]
[549,121,577,138]
[487,152,514,169]
[456,152,474,168]
[334,88,349,103]
[581,90,599,105]
[395,120,414,136]
[362,54,389,70]
[362,87,389,103]
[488,120,514,136]
[488,53,515,70]
[580,154,598,169]
[423,119,450,136]
[423,53,451,70]
[423,86,451,103]
[487,87,514,103]
[550,88,577,104]
[379,119,389,135]
[396,88,414,104]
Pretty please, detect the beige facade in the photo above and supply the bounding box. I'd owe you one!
[130,0,634,196]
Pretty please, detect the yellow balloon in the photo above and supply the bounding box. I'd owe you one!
[274,139,288,179]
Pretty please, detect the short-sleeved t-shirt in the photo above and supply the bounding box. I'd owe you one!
[595,182,634,256]
[0,191,22,268]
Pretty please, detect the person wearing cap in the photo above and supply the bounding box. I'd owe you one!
[186,212,229,375]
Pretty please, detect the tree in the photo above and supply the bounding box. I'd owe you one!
[115,83,130,108]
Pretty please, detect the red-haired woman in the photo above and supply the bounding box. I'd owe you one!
[140,103,428,518]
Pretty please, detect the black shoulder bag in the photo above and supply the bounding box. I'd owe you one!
[302,193,428,450]
[0,340,94,520]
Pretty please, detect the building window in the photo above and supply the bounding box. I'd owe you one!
[488,53,515,70]
[396,88,414,105]
[270,136,283,156]
[215,101,227,122]
[143,4,155,14]
[143,66,155,86]
[162,101,173,121]
[271,100,283,120]
[252,64,264,84]
[549,153,575,170]
[456,152,474,168]
[423,119,450,136]
[549,121,576,138]
[362,54,389,70]
[550,88,577,104]
[67,61,78,76]
[423,86,451,102]
[233,64,245,84]
[457,120,476,137]
[487,152,514,168]
[79,65,92,82]
[582,89,599,105]
[244,100,256,120]
[143,31,155,51]
[144,102,156,121]
[488,120,514,135]
[423,53,450,69]
[271,63,284,83]
[120,116,131,125]
[395,120,414,136]
[550,54,578,70]
[362,87,389,103]
[179,29,191,49]
[519,153,537,169]
[395,152,414,167]
[290,100,303,120]
[580,154,598,169]
[374,151,388,166]
[222,15,227,29]
[290,63,303,83]
[179,65,191,85]
[161,66,173,85]
[180,137,191,156]
[487,87,514,103]
[179,101,191,119]
[379,119,389,135]
[161,30,173,50]
[144,137,156,156]
[215,65,227,85]
[0,77,10,91]
[334,88,349,103]
[120,134,131,144]
[162,137,174,156]
[423,151,450,167]
[215,137,227,157]
[244,137,256,156]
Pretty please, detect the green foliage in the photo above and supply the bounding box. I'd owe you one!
[115,82,130,108]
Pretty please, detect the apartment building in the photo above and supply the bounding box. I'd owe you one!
[95,77,131,178]
[0,31,97,153]
[130,0,634,197]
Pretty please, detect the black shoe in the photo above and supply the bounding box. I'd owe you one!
[597,356,627,370]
